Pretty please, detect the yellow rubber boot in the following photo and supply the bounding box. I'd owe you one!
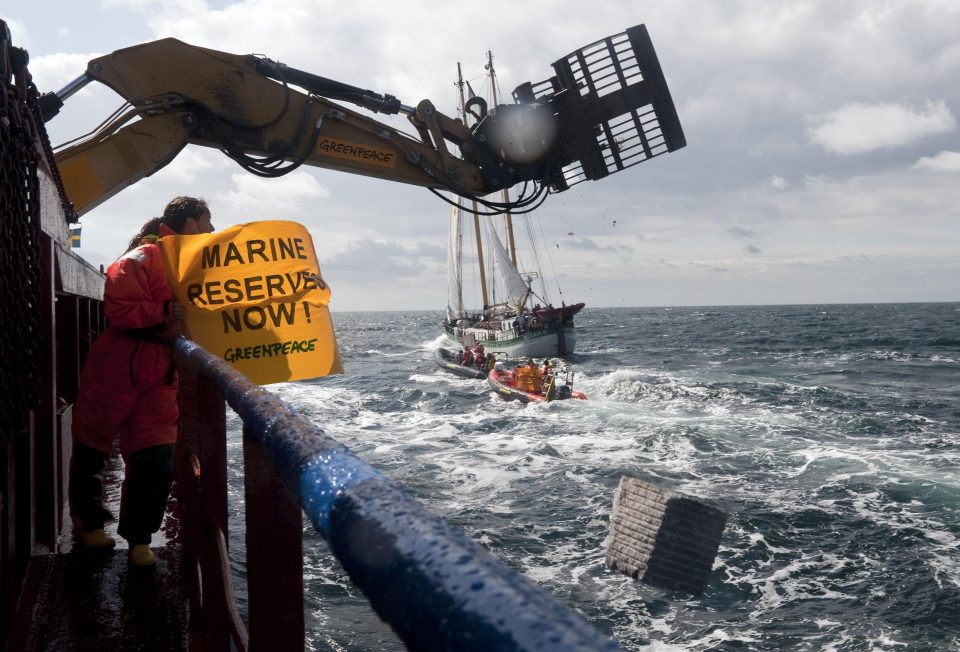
[78,528,116,550]
[129,544,156,567]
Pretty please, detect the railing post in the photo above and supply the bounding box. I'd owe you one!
[243,428,304,650]
[177,359,230,650]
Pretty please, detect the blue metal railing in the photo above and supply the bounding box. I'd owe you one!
[174,338,621,651]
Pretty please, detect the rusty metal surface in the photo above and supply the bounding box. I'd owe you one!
[174,362,238,650]
[10,546,189,651]
[243,433,302,649]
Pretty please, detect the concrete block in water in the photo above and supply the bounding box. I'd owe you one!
[604,476,727,596]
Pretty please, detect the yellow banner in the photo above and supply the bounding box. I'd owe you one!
[159,220,343,384]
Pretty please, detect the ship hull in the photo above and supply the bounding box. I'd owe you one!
[444,302,583,358]
[445,324,576,359]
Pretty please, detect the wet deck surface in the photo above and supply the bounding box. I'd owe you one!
[11,451,190,651]
[11,545,189,651]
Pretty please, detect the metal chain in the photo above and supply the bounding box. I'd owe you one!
[1,33,43,446]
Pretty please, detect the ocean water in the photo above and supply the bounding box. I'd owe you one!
[224,302,960,651]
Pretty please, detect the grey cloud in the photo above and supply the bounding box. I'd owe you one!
[729,226,757,238]
[561,237,634,253]
[323,240,440,279]
[807,101,956,155]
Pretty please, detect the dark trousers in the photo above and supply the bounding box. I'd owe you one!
[68,443,114,531]
[69,442,175,545]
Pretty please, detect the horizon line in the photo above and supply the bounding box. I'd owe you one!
[330,299,960,314]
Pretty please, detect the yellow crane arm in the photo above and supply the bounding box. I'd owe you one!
[53,38,483,216]
[46,25,686,218]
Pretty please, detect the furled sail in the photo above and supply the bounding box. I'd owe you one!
[446,198,465,320]
[484,216,529,311]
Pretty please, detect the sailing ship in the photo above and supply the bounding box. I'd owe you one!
[443,53,584,359]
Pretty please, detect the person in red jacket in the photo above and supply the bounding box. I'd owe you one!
[69,196,214,568]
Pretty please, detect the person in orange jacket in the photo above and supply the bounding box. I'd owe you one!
[516,359,543,393]
[527,359,543,393]
[69,196,214,568]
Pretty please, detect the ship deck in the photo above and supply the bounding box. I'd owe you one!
[8,451,190,651]
[9,545,189,651]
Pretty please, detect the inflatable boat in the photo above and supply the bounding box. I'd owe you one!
[487,365,587,403]
[434,347,487,380]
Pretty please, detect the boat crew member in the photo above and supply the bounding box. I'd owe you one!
[69,196,214,568]
[461,347,474,367]
[516,359,542,393]
[514,364,532,391]
[473,344,485,369]
[517,313,530,333]
[529,359,544,391]
[541,359,553,389]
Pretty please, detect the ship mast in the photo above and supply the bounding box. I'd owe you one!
[486,50,518,268]
[455,62,489,310]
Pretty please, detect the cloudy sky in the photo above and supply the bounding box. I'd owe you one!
[4,0,958,310]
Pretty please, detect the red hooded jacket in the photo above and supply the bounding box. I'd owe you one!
[73,229,183,455]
